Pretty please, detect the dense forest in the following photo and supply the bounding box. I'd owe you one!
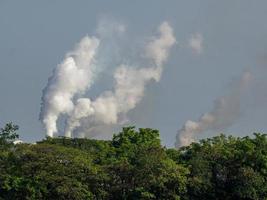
[0,123,267,200]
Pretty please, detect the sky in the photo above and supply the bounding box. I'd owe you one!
[1,0,267,147]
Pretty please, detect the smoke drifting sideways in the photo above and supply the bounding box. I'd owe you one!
[40,22,176,138]
[175,71,252,148]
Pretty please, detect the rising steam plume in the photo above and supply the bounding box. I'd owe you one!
[40,36,100,137]
[40,21,176,138]
[175,71,252,148]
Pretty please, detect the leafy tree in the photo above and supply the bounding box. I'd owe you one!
[1,124,267,200]
[107,127,188,199]
[0,122,19,147]
[178,134,267,200]
[0,144,107,199]
[39,137,115,165]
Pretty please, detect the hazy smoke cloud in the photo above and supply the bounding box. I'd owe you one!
[40,37,100,137]
[65,22,176,138]
[41,21,176,138]
[175,71,252,147]
[188,33,203,54]
[96,18,125,38]
[145,22,177,67]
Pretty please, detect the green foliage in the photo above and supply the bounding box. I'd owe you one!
[0,123,267,200]
[179,134,267,200]
[39,137,114,165]
[0,122,19,147]
[107,127,188,199]
[0,143,110,199]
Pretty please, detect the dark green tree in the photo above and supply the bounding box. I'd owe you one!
[178,134,267,200]
[0,144,107,200]
[1,124,266,200]
[107,127,188,200]
[0,122,19,150]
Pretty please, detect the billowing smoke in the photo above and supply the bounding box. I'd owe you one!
[65,22,176,137]
[175,71,252,148]
[145,22,177,67]
[40,21,176,138]
[40,36,100,137]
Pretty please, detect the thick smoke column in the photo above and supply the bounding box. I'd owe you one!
[65,22,176,137]
[40,36,100,137]
[175,71,252,148]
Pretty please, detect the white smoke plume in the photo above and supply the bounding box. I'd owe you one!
[188,32,203,54]
[40,36,100,137]
[64,22,176,138]
[175,71,252,148]
[145,22,177,67]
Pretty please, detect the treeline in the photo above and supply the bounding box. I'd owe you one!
[0,123,267,200]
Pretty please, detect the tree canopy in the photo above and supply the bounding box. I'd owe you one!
[0,123,267,200]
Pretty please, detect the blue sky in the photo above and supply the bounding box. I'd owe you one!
[1,1,267,147]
